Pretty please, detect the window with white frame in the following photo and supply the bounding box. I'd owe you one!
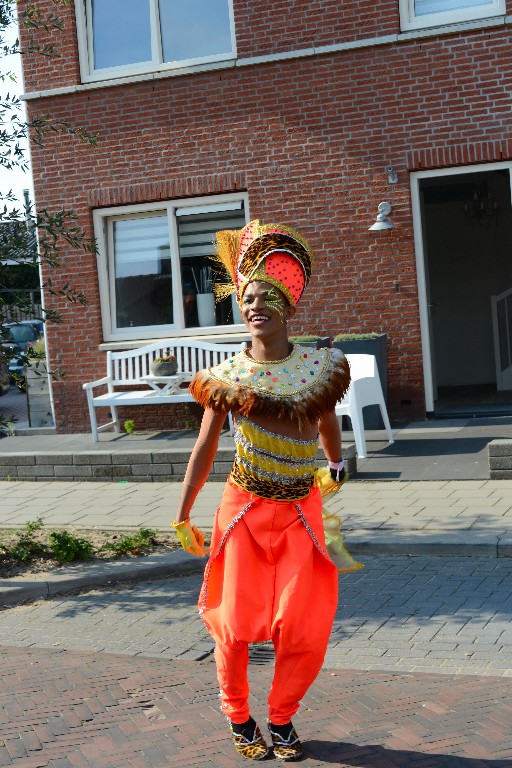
[94,196,247,342]
[75,0,236,81]
[399,0,505,30]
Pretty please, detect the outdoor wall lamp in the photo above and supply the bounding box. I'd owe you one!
[368,201,395,231]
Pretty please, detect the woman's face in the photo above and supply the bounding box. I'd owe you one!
[240,281,295,337]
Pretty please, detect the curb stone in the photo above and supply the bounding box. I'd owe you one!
[0,549,206,606]
[347,531,508,558]
[1,534,510,607]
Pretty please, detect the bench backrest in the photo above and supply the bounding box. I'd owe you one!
[107,339,242,385]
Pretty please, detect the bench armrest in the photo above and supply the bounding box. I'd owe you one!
[82,376,111,391]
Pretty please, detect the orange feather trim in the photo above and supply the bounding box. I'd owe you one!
[189,353,350,430]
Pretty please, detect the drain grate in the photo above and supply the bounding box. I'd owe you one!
[249,642,275,666]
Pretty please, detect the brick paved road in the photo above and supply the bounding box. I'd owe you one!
[0,647,511,767]
[1,556,512,766]
[1,557,511,677]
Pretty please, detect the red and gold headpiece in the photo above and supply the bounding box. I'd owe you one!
[213,220,314,306]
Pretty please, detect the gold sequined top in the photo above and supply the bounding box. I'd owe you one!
[230,415,319,500]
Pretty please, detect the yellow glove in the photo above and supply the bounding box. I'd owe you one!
[172,519,207,557]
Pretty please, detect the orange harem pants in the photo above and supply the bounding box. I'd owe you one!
[198,478,338,725]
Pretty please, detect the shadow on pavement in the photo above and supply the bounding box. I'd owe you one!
[42,557,512,627]
[306,740,510,766]
[369,436,492,457]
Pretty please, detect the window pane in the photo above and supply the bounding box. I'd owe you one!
[177,208,245,328]
[415,0,492,15]
[159,0,232,63]
[113,215,173,328]
[92,0,152,69]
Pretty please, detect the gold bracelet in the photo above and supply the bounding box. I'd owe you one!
[171,519,190,529]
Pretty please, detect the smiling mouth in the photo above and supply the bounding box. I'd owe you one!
[249,315,270,323]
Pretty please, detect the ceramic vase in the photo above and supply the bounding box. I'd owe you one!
[197,293,216,327]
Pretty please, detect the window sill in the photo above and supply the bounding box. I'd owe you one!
[22,58,236,100]
[99,330,251,352]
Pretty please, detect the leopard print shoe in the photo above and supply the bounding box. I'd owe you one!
[229,718,270,760]
[267,720,303,761]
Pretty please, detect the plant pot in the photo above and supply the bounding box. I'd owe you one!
[332,333,387,429]
[197,293,216,327]
[150,360,178,376]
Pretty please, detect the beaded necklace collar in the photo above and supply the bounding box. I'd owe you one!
[209,344,331,398]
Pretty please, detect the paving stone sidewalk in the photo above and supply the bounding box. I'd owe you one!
[1,477,512,549]
[2,476,512,606]
[2,557,511,677]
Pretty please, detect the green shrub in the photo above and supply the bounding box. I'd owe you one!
[8,518,47,562]
[123,419,136,434]
[27,338,46,359]
[49,530,95,563]
[100,528,157,557]
[333,332,381,341]
[290,335,320,342]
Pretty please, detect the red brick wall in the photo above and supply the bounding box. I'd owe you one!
[18,0,81,92]
[18,2,512,431]
[234,0,400,57]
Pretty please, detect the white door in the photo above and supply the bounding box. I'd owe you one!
[411,162,512,413]
[492,287,512,389]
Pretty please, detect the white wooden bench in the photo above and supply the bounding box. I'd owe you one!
[83,339,242,441]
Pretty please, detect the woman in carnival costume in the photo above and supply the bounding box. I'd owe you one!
[172,220,361,761]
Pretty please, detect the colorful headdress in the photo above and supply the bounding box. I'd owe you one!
[213,220,314,306]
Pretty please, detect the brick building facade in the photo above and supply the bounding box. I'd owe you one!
[20,0,512,433]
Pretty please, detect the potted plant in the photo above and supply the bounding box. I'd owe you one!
[332,332,387,428]
[150,354,178,376]
[290,334,331,349]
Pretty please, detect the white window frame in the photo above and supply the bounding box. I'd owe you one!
[399,0,506,31]
[74,0,237,84]
[93,192,249,343]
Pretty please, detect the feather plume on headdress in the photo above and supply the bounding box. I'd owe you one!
[211,219,314,306]
[211,228,243,303]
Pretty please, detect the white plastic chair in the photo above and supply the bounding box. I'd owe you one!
[335,353,394,459]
